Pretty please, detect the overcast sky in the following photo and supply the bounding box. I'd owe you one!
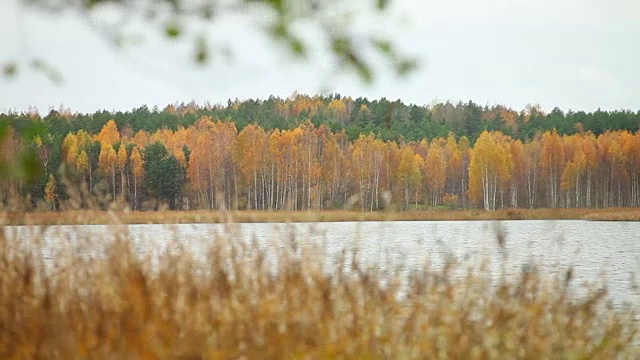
[0,0,638,114]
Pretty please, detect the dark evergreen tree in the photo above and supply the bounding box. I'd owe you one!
[142,142,186,210]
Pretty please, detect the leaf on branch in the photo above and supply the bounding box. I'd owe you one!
[165,22,182,38]
[194,36,209,64]
[377,0,390,10]
[2,62,17,77]
[201,4,214,20]
[371,36,419,77]
[256,0,285,12]
[288,36,306,57]
[82,0,127,10]
[270,19,288,39]
[166,0,181,12]
[331,36,349,54]
[332,36,372,83]
[346,51,372,84]
[395,58,418,77]
[372,38,393,55]
[31,59,63,85]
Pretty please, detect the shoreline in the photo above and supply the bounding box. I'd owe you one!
[2,208,640,225]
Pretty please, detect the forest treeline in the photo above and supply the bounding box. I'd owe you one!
[1,93,640,211]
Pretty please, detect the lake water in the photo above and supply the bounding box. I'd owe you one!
[4,220,640,309]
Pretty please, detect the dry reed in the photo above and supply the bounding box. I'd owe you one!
[0,220,637,359]
[5,207,640,226]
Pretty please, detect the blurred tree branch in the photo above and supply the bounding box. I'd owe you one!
[6,0,417,84]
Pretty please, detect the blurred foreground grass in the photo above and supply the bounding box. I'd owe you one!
[0,218,637,359]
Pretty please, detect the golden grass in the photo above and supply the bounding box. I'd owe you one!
[582,209,640,221]
[4,207,640,225]
[0,223,637,358]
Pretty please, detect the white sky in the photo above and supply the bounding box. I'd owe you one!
[0,0,638,113]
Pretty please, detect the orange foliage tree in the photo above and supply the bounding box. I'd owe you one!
[468,131,513,210]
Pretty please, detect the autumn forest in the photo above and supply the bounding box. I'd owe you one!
[2,94,640,212]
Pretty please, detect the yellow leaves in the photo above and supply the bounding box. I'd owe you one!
[117,145,127,172]
[33,135,43,147]
[351,133,389,209]
[498,106,519,130]
[508,139,524,176]
[133,130,151,148]
[468,131,513,209]
[290,93,324,117]
[269,127,302,181]
[574,150,587,173]
[296,121,323,183]
[352,133,386,177]
[95,119,120,145]
[327,99,348,121]
[540,131,565,178]
[445,134,460,161]
[310,162,322,181]
[45,110,640,211]
[424,140,446,195]
[560,163,574,192]
[151,128,173,145]
[76,150,89,175]
[397,145,422,185]
[184,118,237,199]
[76,130,93,148]
[582,133,598,169]
[44,174,57,210]
[458,136,470,154]
[63,130,96,175]
[235,124,267,180]
[130,147,144,179]
[624,132,640,169]
[98,143,117,175]
[62,133,78,165]
[44,174,57,201]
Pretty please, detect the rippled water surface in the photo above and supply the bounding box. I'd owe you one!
[5,220,640,308]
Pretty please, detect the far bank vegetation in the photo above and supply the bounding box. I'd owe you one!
[1,95,640,213]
